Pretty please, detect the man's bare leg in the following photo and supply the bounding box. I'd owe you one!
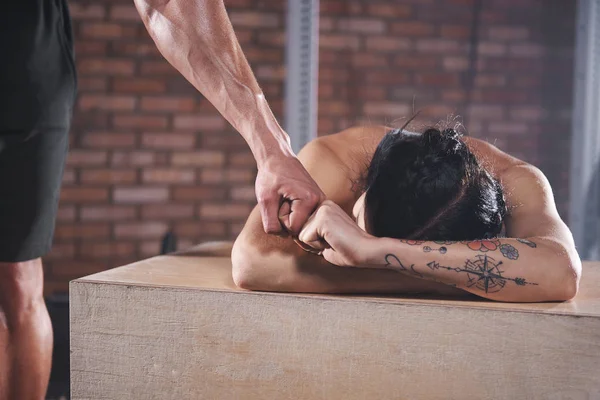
[0,258,53,400]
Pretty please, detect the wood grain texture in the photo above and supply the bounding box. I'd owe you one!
[71,246,600,399]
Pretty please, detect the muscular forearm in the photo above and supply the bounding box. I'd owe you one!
[134,0,292,164]
[364,237,580,302]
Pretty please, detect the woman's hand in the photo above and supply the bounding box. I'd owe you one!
[298,200,377,267]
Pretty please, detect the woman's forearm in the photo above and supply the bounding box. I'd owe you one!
[363,237,580,302]
[134,0,292,165]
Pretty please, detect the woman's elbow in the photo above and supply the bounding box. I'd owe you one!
[551,255,582,301]
[231,238,259,290]
[231,238,285,291]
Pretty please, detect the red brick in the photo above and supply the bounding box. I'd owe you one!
[140,61,180,76]
[172,187,227,201]
[173,221,227,237]
[355,86,386,100]
[319,101,351,116]
[60,188,109,203]
[363,102,410,116]
[139,241,161,258]
[78,77,108,91]
[50,260,108,280]
[416,73,459,86]
[114,222,169,238]
[390,22,434,36]
[109,4,141,20]
[475,74,507,87]
[367,4,412,18]
[256,65,285,81]
[111,42,162,57]
[489,122,529,135]
[67,151,108,166]
[467,105,505,120]
[200,168,255,184]
[75,41,108,56]
[510,106,546,121]
[113,187,169,203]
[320,35,360,51]
[81,23,137,39]
[201,132,248,149]
[365,37,411,52]
[231,186,256,201]
[320,17,334,32]
[141,204,195,219]
[488,26,529,41]
[82,132,136,148]
[364,71,409,85]
[113,78,166,93]
[244,48,283,63]
[69,3,106,20]
[44,243,76,260]
[229,153,257,167]
[229,11,280,28]
[441,25,470,39]
[62,169,76,185]
[173,115,225,130]
[142,169,195,184]
[224,0,253,7]
[78,59,135,76]
[141,132,196,149]
[170,151,225,167]
[56,205,76,222]
[79,95,137,111]
[230,29,253,45]
[54,223,111,239]
[229,222,246,237]
[110,151,156,166]
[199,203,253,220]
[338,18,386,34]
[81,169,137,184]
[394,56,438,69]
[416,39,461,53]
[112,115,168,130]
[257,32,285,47]
[80,205,137,221]
[478,42,507,56]
[140,97,196,112]
[80,242,136,258]
[443,56,469,71]
[509,43,545,58]
[351,53,388,68]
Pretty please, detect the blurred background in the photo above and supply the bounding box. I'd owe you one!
[45,0,589,397]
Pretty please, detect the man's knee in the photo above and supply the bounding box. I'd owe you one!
[0,258,45,329]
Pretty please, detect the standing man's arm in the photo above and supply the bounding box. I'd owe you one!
[134,0,324,234]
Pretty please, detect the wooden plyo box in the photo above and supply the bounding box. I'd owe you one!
[70,243,600,400]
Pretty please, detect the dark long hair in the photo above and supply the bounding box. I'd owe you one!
[363,127,506,241]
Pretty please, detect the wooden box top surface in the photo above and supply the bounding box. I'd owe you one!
[74,242,600,318]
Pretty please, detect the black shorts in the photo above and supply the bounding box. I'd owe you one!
[0,129,69,262]
[0,0,76,262]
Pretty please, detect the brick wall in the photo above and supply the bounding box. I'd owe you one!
[44,0,575,294]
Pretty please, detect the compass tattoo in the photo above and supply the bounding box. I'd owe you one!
[426,255,538,293]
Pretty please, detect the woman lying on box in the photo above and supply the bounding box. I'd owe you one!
[231,123,581,302]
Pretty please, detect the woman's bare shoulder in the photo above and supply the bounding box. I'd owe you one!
[462,136,527,175]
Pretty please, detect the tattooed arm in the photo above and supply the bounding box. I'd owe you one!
[299,164,581,302]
